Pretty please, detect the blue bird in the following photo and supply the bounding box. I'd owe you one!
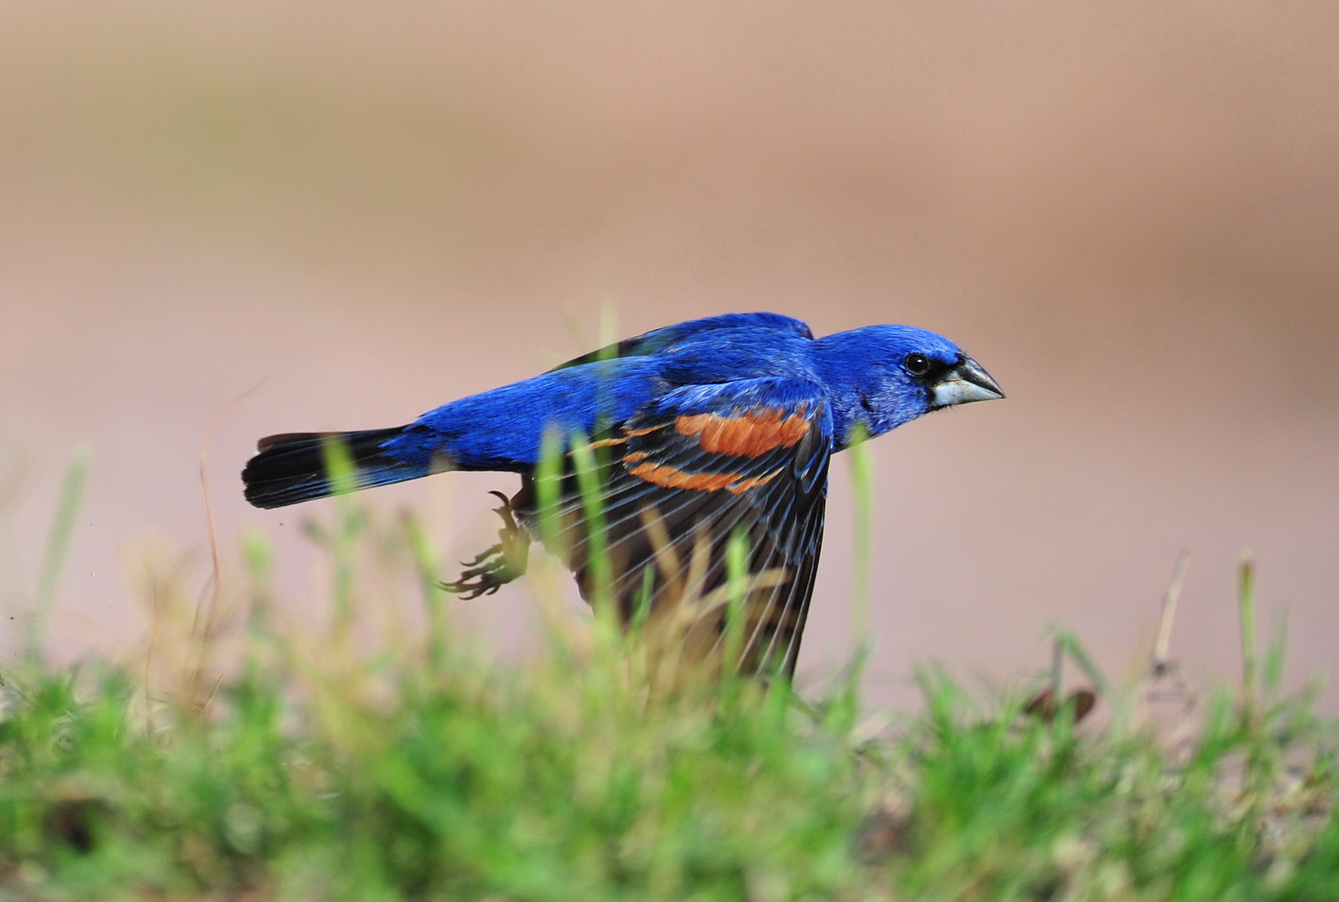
[242,312,1003,675]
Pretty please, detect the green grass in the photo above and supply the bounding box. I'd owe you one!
[2,465,1339,899]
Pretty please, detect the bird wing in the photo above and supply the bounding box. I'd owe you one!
[528,377,831,678]
[549,312,813,371]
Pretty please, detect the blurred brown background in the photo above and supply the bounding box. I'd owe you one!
[2,2,1336,710]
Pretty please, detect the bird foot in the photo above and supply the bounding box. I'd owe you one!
[442,491,530,598]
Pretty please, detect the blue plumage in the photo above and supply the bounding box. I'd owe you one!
[242,312,1003,675]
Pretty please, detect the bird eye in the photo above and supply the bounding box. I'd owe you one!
[903,353,931,376]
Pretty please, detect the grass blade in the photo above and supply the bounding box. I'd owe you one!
[28,448,90,662]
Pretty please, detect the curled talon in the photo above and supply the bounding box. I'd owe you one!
[488,490,517,524]
[442,571,503,599]
[442,488,532,598]
[442,549,517,597]
[459,544,501,568]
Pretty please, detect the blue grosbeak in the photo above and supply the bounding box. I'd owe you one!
[243,312,1002,675]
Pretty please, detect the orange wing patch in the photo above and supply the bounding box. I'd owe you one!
[673,407,811,458]
[627,461,783,495]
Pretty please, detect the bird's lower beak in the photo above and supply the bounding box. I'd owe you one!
[930,355,1005,408]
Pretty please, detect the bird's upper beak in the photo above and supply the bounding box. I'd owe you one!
[930,355,1005,408]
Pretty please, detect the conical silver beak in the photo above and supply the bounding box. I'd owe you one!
[930,355,1005,408]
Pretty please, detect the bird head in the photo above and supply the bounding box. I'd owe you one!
[815,324,1005,448]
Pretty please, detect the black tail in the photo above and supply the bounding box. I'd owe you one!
[242,427,426,509]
